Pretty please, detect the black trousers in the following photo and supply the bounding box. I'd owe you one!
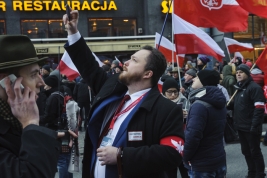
[238,130,266,178]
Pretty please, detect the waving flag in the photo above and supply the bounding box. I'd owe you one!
[173,0,248,32]
[58,51,104,81]
[224,37,254,53]
[155,32,185,67]
[236,0,267,19]
[172,14,225,61]
[115,56,122,67]
[256,47,267,75]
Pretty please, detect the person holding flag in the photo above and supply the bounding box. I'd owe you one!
[63,8,184,178]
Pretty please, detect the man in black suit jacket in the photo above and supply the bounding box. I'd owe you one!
[63,9,185,178]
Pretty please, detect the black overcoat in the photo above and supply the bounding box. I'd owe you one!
[65,37,184,178]
[0,116,60,178]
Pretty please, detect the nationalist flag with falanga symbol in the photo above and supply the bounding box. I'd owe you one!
[173,0,248,32]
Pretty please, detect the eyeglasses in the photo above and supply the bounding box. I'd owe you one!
[166,90,179,95]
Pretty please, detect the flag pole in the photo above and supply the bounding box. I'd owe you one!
[224,38,232,62]
[171,0,174,67]
[173,0,182,87]
[176,55,182,88]
[157,0,173,49]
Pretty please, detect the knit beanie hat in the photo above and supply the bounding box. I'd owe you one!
[112,60,119,66]
[44,75,59,88]
[198,56,210,65]
[162,78,180,94]
[42,65,50,72]
[186,69,196,77]
[198,70,220,86]
[236,64,250,76]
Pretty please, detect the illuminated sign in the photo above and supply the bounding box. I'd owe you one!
[161,0,172,14]
[0,1,117,12]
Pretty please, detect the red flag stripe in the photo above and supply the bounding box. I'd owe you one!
[58,60,80,81]
[236,0,267,19]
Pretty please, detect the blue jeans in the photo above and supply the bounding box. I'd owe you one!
[188,166,226,178]
[57,153,73,178]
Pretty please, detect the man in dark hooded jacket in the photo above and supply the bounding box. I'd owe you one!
[232,64,266,178]
[184,70,227,177]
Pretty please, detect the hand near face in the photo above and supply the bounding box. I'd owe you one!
[5,77,39,128]
[97,146,118,165]
[63,7,79,35]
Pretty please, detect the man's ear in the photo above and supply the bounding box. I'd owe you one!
[143,70,153,79]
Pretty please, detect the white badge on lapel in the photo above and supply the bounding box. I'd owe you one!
[128,131,143,141]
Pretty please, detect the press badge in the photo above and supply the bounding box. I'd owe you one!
[128,131,143,141]
[100,135,114,147]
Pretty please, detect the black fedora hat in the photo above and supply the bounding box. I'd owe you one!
[0,35,47,70]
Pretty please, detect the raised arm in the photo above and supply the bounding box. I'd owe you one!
[63,9,108,95]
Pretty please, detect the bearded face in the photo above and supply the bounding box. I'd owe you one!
[119,68,144,86]
[118,49,150,86]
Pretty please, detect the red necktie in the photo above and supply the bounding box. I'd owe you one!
[97,95,131,147]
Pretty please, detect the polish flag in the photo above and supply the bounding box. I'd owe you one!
[173,0,248,32]
[155,32,184,67]
[58,51,104,81]
[172,14,225,62]
[236,0,267,19]
[224,37,254,53]
[158,79,163,93]
[115,56,122,67]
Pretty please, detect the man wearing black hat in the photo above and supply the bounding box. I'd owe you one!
[0,35,61,177]
[184,70,227,177]
[180,69,196,99]
[42,64,51,79]
[232,64,266,178]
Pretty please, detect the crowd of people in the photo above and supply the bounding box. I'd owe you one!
[0,9,267,178]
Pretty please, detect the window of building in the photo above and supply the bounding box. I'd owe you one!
[21,19,67,38]
[88,18,136,37]
[0,20,6,35]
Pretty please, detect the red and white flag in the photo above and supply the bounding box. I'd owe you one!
[173,0,248,32]
[236,0,267,19]
[155,32,184,67]
[58,51,104,81]
[115,56,122,67]
[172,14,225,61]
[158,79,163,93]
[224,37,254,53]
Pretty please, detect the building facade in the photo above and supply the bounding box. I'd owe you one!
[0,0,265,64]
